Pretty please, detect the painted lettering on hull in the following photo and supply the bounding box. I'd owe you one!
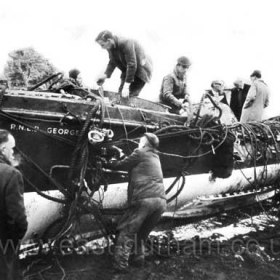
[10,123,80,136]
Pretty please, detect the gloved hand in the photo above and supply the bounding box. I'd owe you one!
[121,82,130,98]
[96,74,108,86]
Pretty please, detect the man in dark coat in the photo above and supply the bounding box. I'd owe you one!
[160,56,192,114]
[230,79,250,121]
[108,133,166,271]
[95,30,153,98]
[0,129,28,280]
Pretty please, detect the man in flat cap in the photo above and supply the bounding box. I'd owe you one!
[107,133,166,271]
[159,56,192,115]
[95,30,153,98]
[240,70,270,123]
[229,79,250,121]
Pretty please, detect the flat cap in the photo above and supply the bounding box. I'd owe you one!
[177,56,191,66]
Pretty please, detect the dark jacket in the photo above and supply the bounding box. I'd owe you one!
[105,36,153,84]
[160,72,190,113]
[230,84,250,121]
[112,147,166,203]
[0,158,27,244]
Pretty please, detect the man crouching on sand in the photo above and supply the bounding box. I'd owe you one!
[108,133,166,272]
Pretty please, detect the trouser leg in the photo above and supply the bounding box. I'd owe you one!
[113,198,166,269]
[129,77,145,97]
[113,232,136,271]
[0,248,22,280]
[135,203,166,259]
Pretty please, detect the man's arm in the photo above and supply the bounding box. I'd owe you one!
[5,169,28,241]
[243,83,257,109]
[111,148,141,170]
[104,59,117,79]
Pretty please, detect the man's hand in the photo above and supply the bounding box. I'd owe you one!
[96,74,108,86]
[121,82,130,98]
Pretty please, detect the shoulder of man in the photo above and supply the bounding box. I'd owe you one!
[0,163,23,188]
[163,73,175,82]
[117,36,134,45]
[0,162,15,174]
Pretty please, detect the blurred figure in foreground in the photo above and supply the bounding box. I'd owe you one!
[0,129,28,280]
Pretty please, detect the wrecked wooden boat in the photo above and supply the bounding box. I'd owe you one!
[0,77,280,242]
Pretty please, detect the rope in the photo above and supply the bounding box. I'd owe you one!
[22,176,67,204]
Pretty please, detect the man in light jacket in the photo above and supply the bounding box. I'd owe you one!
[95,30,153,98]
[240,70,270,123]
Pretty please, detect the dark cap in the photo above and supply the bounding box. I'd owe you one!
[69,69,80,80]
[177,56,191,67]
[250,70,261,78]
[144,133,159,149]
[95,30,114,42]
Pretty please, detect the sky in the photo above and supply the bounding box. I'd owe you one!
[0,0,279,117]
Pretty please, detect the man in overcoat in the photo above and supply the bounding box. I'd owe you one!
[240,70,270,123]
[108,133,166,271]
[95,30,153,98]
[0,129,28,280]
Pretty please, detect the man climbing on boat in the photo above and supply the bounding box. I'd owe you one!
[95,30,153,98]
[159,56,193,115]
[106,133,166,272]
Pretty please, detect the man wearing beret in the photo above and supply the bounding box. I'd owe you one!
[240,70,270,123]
[108,133,166,271]
[95,30,153,98]
[159,56,192,114]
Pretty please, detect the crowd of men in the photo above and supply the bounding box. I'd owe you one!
[94,30,270,123]
[0,30,272,278]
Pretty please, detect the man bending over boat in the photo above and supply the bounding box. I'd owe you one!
[107,133,166,271]
[159,56,193,116]
[0,129,28,280]
[95,30,153,98]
